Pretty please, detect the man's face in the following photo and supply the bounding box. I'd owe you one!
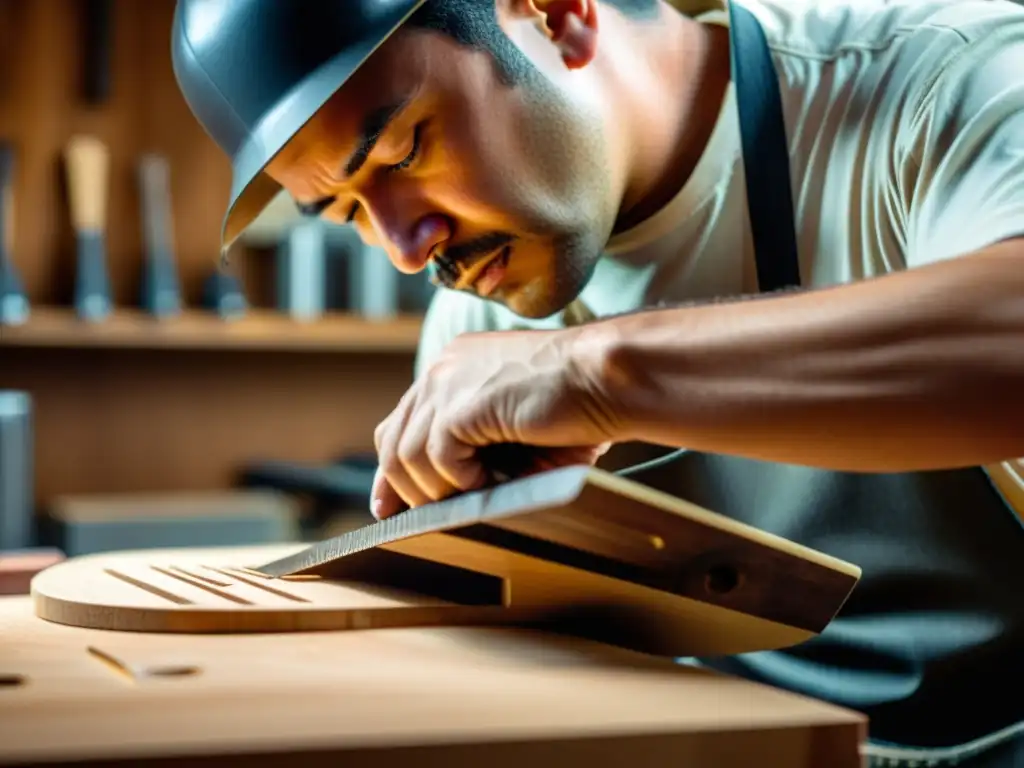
[264,6,618,319]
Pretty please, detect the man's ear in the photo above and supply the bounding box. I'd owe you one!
[507,0,599,70]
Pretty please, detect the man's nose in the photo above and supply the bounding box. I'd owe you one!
[363,203,451,274]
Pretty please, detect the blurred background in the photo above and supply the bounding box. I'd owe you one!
[0,0,436,563]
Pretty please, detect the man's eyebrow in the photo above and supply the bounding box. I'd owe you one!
[293,97,412,220]
[343,97,411,178]
[295,196,358,223]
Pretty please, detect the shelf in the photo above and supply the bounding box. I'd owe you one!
[0,307,424,353]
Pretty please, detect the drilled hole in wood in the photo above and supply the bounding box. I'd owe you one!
[0,674,25,688]
[704,564,741,595]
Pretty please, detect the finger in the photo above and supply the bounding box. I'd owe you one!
[373,384,416,453]
[377,441,434,515]
[373,395,433,516]
[369,468,407,520]
[398,408,461,502]
[427,420,487,493]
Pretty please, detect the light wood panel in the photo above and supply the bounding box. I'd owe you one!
[32,545,513,634]
[0,594,866,767]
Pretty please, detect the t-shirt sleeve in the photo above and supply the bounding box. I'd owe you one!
[900,32,1024,267]
[414,288,499,378]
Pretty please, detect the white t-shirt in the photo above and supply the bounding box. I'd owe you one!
[414,0,1024,498]
[418,0,1024,355]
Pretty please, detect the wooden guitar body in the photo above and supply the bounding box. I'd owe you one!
[32,466,863,658]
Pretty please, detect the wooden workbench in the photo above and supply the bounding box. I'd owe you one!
[0,595,865,767]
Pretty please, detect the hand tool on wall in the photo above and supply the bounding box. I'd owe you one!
[65,134,112,322]
[80,0,113,105]
[0,141,28,326]
[277,219,327,321]
[324,239,351,312]
[232,189,316,318]
[137,153,182,318]
[240,191,402,319]
[343,230,400,319]
[322,226,397,315]
[0,391,34,551]
[201,259,248,321]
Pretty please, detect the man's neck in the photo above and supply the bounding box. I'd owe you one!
[611,10,732,234]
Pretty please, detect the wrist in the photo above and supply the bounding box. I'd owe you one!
[564,318,641,442]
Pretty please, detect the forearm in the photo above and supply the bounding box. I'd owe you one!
[583,242,1024,472]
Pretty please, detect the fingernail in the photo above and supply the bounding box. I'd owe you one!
[370,498,382,520]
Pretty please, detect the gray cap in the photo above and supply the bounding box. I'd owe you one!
[171,0,427,249]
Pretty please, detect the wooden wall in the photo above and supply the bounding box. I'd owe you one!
[0,0,235,305]
[1,347,415,503]
[0,0,420,510]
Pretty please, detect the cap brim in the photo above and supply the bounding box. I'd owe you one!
[220,0,428,250]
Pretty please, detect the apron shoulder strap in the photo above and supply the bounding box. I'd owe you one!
[729,1,801,293]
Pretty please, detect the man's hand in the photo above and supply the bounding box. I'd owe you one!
[371,326,622,519]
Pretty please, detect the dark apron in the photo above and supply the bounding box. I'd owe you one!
[635,3,1024,763]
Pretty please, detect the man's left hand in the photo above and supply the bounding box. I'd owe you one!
[371,327,621,519]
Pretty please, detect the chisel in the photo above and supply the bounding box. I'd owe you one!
[65,135,112,322]
[253,464,594,578]
[80,0,113,105]
[253,443,570,577]
[201,264,248,321]
[0,141,28,326]
[138,153,182,318]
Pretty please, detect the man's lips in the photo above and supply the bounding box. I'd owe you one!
[427,245,508,295]
[455,245,511,296]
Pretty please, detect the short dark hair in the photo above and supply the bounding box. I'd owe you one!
[407,0,660,85]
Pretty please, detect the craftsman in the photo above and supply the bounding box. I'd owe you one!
[171,0,1024,765]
